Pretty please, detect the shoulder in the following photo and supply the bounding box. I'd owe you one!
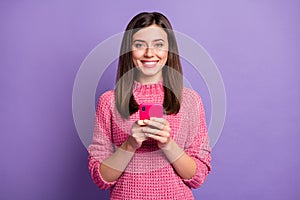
[182,87,203,104]
[181,88,206,117]
[99,89,115,100]
[96,89,115,108]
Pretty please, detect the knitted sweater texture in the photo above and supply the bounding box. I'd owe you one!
[88,81,211,200]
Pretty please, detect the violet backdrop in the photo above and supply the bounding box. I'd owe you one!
[1,0,299,199]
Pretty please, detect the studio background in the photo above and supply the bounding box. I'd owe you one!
[1,0,299,199]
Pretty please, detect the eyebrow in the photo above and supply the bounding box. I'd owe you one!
[133,39,165,43]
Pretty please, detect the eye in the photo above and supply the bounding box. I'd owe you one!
[133,43,145,49]
[153,43,164,48]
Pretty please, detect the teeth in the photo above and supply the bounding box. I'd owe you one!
[143,61,157,64]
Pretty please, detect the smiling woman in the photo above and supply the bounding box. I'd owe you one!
[132,24,169,83]
[87,12,211,200]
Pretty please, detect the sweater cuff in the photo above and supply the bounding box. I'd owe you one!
[92,161,117,190]
[182,158,210,189]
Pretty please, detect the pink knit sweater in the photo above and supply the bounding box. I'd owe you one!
[88,81,211,200]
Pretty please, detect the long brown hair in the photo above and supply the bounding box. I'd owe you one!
[115,12,183,118]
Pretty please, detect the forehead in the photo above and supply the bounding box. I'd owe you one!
[132,24,168,41]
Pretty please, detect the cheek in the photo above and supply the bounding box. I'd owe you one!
[132,50,145,59]
[132,50,143,64]
[157,51,168,61]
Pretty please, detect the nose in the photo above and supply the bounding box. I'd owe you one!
[144,47,154,57]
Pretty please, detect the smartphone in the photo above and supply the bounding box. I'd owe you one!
[139,103,163,120]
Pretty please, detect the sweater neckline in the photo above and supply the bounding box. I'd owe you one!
[133,80,164,91]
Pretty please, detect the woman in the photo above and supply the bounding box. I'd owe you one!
[88,12,211,200]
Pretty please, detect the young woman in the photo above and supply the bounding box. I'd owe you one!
[88,12,211,200]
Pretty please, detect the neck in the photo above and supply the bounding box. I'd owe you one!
[137,73,163,84]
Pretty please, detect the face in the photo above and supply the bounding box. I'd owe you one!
[132,24,168,83]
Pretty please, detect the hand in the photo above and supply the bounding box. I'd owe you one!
[126,120,148,151]
[142,117,171,149]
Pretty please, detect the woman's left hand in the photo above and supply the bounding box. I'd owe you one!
[142,117,171,148]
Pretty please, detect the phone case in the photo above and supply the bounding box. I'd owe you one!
[139,103,163,120]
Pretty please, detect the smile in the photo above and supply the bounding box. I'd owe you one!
[141,60,159,68]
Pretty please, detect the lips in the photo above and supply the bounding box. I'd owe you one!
[141,60,159,68]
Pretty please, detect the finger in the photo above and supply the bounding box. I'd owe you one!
[149,117,170,129]
[144,120,171,132]
[149,117,168,125]
[143,119,164,130]
[142,127,170,138]
[136,120,146,126]
[132,131,147,140]
[132,125,147,137]
[145,133,169,143]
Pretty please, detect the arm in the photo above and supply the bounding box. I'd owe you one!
[99,136,138,182]
[99,120,148,182]
[143,91,211,188]
[99,140,135,182]
[181,91,211,188]
[142,119,198,179]
[160,139,197,180]
[88,92,148,188]
[87,91,117,190]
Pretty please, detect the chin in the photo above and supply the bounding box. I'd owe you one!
[141,68,160,75]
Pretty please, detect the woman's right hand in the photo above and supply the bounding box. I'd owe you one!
[125,120,147,152]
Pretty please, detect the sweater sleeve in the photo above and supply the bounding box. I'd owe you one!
[181,89,212,189]
[87,91,117,190]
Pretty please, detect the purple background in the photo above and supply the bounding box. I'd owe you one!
[1,0,299,199]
